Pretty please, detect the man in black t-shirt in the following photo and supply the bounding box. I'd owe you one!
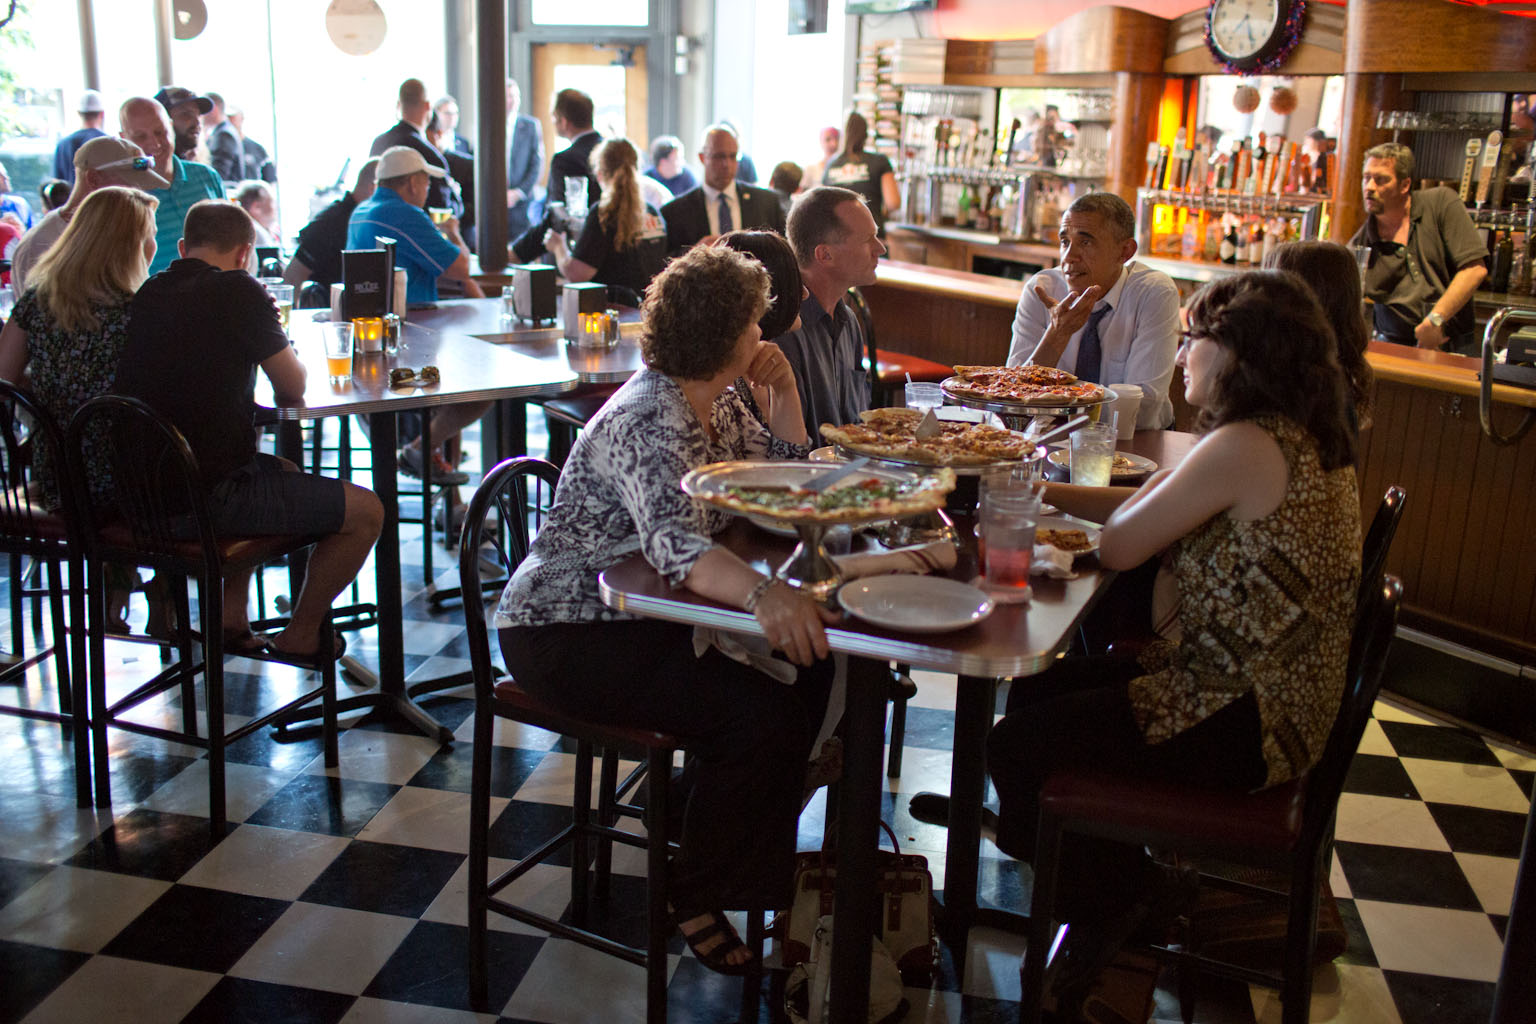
[285,157,378,296]
[119,200,384,660]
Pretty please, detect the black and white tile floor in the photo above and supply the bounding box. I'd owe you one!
[0,426,1528,1023]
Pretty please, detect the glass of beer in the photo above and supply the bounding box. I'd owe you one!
[264,282,293,336]
[321,321,354,386]
[428,207,452,226]
[1070,423,1116,487]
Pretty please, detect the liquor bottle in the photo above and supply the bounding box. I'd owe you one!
[1204,214,1224,261]
[1181,208,1200,260]
[1252,219,1267,263]
[1220,218,1238,263]
[1490,228,1514,294]
[1235,217,1250,263]
[957,183,973,227]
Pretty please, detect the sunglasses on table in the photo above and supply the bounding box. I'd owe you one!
[388,365,440,388]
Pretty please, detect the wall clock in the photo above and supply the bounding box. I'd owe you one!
[1205,0,1308,75]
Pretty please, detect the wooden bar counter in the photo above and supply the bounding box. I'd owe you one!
[863,260,1536,665]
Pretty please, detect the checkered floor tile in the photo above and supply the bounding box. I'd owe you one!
[0,419,1527,1023]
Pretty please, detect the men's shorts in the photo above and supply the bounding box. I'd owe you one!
[206,453,347,538]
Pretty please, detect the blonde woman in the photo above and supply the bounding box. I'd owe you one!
[0,185,160,631]
[543,137,667,301]
[0,185,158,506]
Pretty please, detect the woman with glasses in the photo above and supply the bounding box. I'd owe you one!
[985,269,1361,997]
[0,185,165,632]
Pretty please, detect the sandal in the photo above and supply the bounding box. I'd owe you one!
[223,629,274,656]
[672,908,759,977]
[259,631,347,664]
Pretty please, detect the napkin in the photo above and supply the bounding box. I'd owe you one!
[832,540,957,581]
[1030,543,1077,579]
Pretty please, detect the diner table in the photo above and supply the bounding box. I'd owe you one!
[596,428,1194,1023]
[256,313,577,742]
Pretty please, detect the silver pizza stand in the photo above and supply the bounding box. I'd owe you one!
[680,461,955,602]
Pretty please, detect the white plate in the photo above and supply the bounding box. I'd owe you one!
[838,576,994,633]
[1035,515,1102,556]
[1045,448,1158,479]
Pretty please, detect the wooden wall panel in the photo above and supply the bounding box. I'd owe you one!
[1345,0,1536,75]
[1108,71,1166,205]
[1358,379,1536,662]
[863,283,1015,369]
[1033,6,1170,76]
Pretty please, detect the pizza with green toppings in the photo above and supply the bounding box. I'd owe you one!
[711,469,956,523]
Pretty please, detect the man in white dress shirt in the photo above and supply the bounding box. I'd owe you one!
[1006,192,1179,429]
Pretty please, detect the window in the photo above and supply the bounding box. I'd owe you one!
[530,0,648,27]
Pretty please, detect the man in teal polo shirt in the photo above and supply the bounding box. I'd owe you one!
[119,96,224,275]
[346,145,482,304]
[347,145,485,491]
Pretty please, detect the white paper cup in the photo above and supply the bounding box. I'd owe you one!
[1107,383,1143,440]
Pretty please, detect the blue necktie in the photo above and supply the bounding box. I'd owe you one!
[718,192,733,233]
[1073,304,1112,384]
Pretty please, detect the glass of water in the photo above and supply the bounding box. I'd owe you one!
[1069,423,1117,487]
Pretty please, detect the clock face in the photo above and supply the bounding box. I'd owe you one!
[1209,0,1282,61]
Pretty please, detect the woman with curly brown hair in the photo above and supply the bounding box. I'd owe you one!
[495,244,833,975]
[543,136,667,301]
[985,269,1361,995]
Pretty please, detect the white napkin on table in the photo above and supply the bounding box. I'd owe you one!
[832,540,958,580]
[1030,544,1077,579]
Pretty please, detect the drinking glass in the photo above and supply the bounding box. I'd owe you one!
[321,322,355,386]
[1352,243,1371,283]
[0,285,14,323]
[905,381,943,411]
[979,467,1042,594]
[564,177,590,220]
[428,207,452,227]
[264,282,293,335]
[1069,423,1116,487]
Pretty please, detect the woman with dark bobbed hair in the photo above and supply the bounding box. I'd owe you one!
[1263,239,1374,431]
[986,269,1361,988]
[719,230,809,426]
[495,244,833,976]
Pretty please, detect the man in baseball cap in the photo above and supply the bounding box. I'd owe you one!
[11,137,171,294]
[346,145,485,487]
[154,85,214,160]
[51,89,108,185]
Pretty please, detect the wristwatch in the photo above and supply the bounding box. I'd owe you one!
[1426,311,1446,329]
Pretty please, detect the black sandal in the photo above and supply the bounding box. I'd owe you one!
[672,909,759,977]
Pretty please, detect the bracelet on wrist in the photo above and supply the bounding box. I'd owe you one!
[744,575,778,613]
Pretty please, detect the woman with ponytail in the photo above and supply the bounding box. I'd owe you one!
[544,136,667,301]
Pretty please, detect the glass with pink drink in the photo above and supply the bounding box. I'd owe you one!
[978,467,1041,596]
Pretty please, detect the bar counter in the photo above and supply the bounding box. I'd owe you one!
[864,260,1536,665]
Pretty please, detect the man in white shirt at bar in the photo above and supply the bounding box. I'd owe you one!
[1006,192,1179,430]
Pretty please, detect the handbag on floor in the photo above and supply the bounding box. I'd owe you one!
[780,821,940,980]
[784,915,908,1024]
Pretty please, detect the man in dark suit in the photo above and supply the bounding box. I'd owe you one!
[506,79,544,237]
[201,92,250,183]
[547,88,601,211]
[661,124,786,256]
[369,78,460,218]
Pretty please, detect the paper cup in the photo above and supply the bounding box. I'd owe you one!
[1107,383,1142,440]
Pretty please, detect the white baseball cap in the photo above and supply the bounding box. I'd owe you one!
[376,145,445,180]
[78,89,105,114]
[75,137,171,189]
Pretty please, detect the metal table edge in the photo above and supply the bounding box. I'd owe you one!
[598,576,1068,679]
